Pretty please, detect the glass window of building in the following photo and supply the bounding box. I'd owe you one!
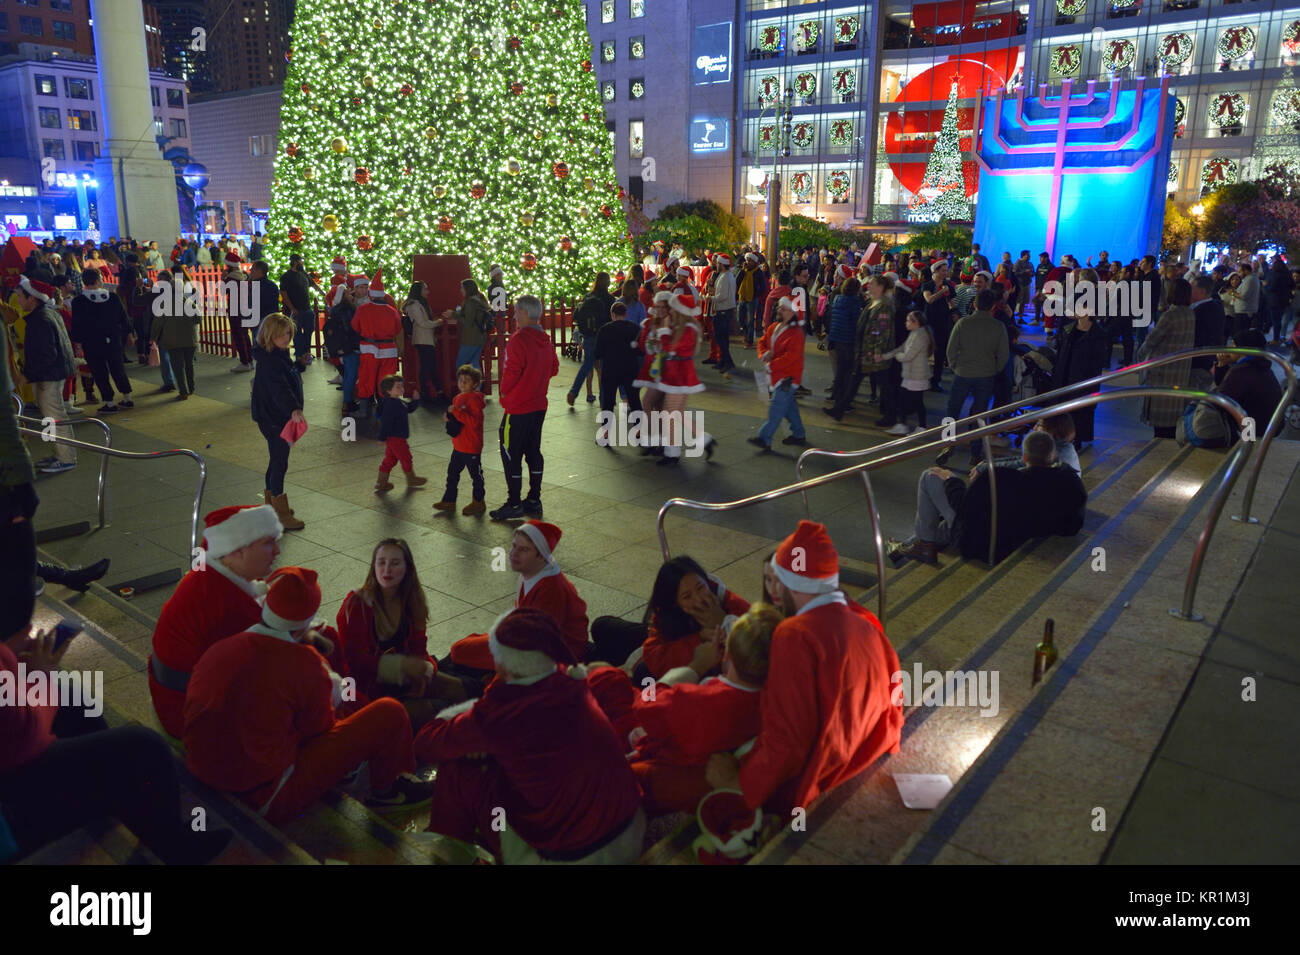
[73,141,98,161]
[601,0,614,23]
[42,139,65,160]
[167,87,185,108]
[630,77,645,100]
[629,120,645,159]
[154,118,164,136]
[630,0,645,18]
[602,40,615,63]
[52,20,75,40]
[35,74,57,96]
[630,36,645,60]
[602,80,615,101]
[39,107,61,129]
[150,86,161,107]
[64,77,91,100]
[170,118,187,138]
[67,109,95,131]
[19,16,42,37]
[51,0,73,10]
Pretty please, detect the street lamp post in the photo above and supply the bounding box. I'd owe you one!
[746,166,766,247]
[765,86,795,263]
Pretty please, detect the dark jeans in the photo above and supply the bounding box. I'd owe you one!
[946,374,995,424]
[443,450,485,502]
[132,309,150,359]
[416,344,440,398]
[599,372,642,415]
[0,500,37,639]
[259,421,292,495]
[291,308,313,362]
[713,309,736,371]
[898,387,928,428]
[0,717,195,863]
[499,409,545,504]
[568,333,597,398]
[930,321,952,387]
[84,346,132,401]
[1109,318,1135,366]
[590,616,648,667]
[168,347,196,395]
[829,340,856,409]
[229,317,253,365]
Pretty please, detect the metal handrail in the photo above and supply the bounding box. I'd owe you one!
[658,387,1251,624]
[18,427,208,557]
[796,347,1299,527]
[17,411,112,530]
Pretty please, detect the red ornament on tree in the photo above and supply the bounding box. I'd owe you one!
[300,82,311,93]
[617,187,626,200]
[470,181,486,198]
[351,97,362,106]
[286,142,299,157]
[287,227,303,243]
[285,48,292,63]
[583,112,590,122]
[508,36,522,51]
[399,83,413,96]
[552,161,569,178]
[354,167,371,184]
[510,81,524,95]
[559,236,572,251]
[356,235,373,251]
[438,216,454,233]
[581,59,592,72]
[600,204,613,218]
[521,252,538,271]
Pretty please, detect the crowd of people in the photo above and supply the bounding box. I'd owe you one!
[2,228,1291,865]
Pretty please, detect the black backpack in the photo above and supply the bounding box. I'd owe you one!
[574,293,606,338]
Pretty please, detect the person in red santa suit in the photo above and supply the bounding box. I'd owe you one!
[445,520,588,676]
[326,255,349,309]
[183,566,435,824]
[415,608,645,864]
[705,520,904,813]
[350,267,403,418]
[587,602,779,815]
[655,291,715,467]
[149,503,282,738]
[632,289,672,456]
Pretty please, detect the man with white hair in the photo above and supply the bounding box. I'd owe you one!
[709,253,737,374]
[416,608,645,864]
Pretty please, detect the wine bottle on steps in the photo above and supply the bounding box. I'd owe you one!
[1032,618,1057,687]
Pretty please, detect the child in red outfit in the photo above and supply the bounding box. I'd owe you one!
[435,364,487,516]
[588,603,779,814]
[374,374,427,492]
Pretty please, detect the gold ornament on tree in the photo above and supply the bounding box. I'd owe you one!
[372,17,382,30]
[506,159,522,175]
[331,137,348,153]
[362,73,375,88]
[302,166,316,181]
[424,126,438,141]
[520,212,535,227]
[469,46,483,60]
[433,184,447,198]
[322,214,339,231]
[394,205,408,219]
[546,93,558,107]
[583,177,595,191]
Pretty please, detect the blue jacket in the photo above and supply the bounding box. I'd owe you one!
[828,291,860,345]
[377,395,419,440]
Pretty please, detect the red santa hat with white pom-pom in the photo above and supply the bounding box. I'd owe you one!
[260,566,321,632]
[517,519,561,566]
[835,263,855,283]
[201,504,282,560]
[489,607,579,674]
[330,255,347,274]
[714,253,732,268]
[669,292,700,317]
[369,268,387,300]
[770,520,840,595]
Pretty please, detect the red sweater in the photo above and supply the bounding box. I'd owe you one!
[449,391,486,455]
[150,566,263,738]
[414,670,640,854]
[335,591,435,704]
[183,629,336,793]
[738,595,903,812]
[641,586,750,679]
[758,320,806,390]
[499,324,558,414]
[0,641,58,773]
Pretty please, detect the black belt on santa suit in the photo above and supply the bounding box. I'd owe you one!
[150,653,190,693]
[362,337,396,345]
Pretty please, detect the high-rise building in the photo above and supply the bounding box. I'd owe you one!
[150,0,210,92]
[0,0,164,69]
[203,0,290,94]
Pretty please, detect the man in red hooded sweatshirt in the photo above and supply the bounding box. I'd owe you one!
[490,294,558,521]
[706,520,904,814]
[351,268,402,416]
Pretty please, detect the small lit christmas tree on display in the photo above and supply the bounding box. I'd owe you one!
[266,0,630,299]
[908,82,972,221]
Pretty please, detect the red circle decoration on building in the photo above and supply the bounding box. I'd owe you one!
[883,58,1003,200]
[552,161,569,179]
[354,167,370,184]
[438,216,454,233]
[356,235,373,251]
[521,252,538,271]
[287,227,303,243]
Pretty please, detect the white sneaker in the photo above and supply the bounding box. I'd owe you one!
[326,374,342,385]
[885,423,911,436]
[230,363,252,374]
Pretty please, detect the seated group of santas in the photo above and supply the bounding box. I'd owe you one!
[149,503,904,864]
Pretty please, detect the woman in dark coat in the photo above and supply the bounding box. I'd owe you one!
[251,312,306,530]
[1138,278,1196,439]
[1052,307,1111,447]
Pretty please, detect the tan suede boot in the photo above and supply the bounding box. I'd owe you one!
[271,493,305,530]
[403,470,428,488]
[461,499,486,516]
[263,489,294,516]
[374,470,394,493]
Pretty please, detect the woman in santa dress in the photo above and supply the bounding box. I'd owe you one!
[653,291,716,467]
[633,289,671,457]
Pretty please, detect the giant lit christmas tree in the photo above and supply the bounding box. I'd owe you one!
[909,81,973,221]
[266,0,631,300]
